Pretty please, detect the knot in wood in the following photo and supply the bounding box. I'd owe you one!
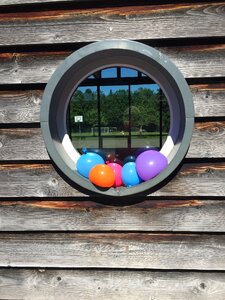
[206,168,214,175]
[49,178,58,186]
[209,126,220,134]
[200,282,206,290]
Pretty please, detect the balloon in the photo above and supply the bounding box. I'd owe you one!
[106,152,116,162]
[76,152,104,178]
[116,148,133,161]
[112,158,123,165]
[123,155,136,165]
[136,150,168,181]
[88,148,106,162]
[106,152,122,165]
[89,164,115,188]
[135,146,159,158]
[107,162,123,187]
[122,162,142,187]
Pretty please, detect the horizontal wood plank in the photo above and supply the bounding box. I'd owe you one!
[191,84,225,117]
[0,199,225,232]
[0,232,225,269]
[0,163,84,197]
[0,128,48,160]
[1,84,225,123]
[188,121,225,158]
[1,0,215,6]
[0,0,156,5]
[1,269,225,300]
[1,121,225,160]
[0,90,42,123]
[0,0,163,5]
[0,45,225,84]
[0,3,224,46]
[0,0,69,4]
[0,162,225,198]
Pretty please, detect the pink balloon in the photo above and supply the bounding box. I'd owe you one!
[107,162,123,187]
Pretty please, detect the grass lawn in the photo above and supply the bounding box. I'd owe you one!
[70,132,167,149]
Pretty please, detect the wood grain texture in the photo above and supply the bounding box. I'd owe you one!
[0,0,70,4]
[0,199,225,232]
[192,84,225,117]
[0,163,85,197]
[0,0,151,5]
[0,3,224,45]
[188,121,225,158]
[1,269,225,300]
[0,45,224,85]
[0,128,48,160]
[0,0,202,6]
[0,0,134,4]
[1,84,225,123]
[0,90,42,123]
[1,121,225,160]
[0,232,225,269]
[0,162,225,198]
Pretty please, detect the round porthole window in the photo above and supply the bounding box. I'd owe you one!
[40,40,194,197]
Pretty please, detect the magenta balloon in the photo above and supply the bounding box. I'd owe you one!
[108,162,123,187]
[136,150,168,181]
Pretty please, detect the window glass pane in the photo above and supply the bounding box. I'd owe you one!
[121,67,138,77]
[101,67,117,78]
[68,86,99,151]
[67,67,170,162]
[100,85,128,159]
[130,84,160,149]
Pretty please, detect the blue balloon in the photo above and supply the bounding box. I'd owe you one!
[76,152,104,178]
[88,148,106,162]
[123,155,136,165]
[122,162,142,187]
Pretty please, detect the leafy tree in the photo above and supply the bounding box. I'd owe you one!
[68,85,170,134]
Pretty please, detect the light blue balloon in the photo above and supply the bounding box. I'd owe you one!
[76,152,104,178]
[122,162,142,187]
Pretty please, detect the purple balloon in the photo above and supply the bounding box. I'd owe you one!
[136,150,168,181]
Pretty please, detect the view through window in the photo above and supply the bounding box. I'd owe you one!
[67,67,170,162]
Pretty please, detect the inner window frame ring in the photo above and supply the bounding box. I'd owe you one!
[40,40,194,197]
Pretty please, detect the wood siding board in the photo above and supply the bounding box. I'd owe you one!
[0,128,48,160]
[1,85,225,124]
[187,121,225,158]
[0,0,220,5]
[1,121,225,160]
[0,162,225,197]
[1,269,225,300]
[192,84,225,117]
[0,233,225,269]
[0,0,167,5]
[0,90,42,123]
[0,46,224,84]
[0,163,86,197]
[0,0,72,4]
[0,199,224,232]
[0,3,224,45]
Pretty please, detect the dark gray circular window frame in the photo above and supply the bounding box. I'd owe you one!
[40,40,194,197]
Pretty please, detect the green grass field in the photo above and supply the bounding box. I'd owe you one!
[70,132,167,149]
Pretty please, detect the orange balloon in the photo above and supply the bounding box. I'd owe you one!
[89,164,115,188]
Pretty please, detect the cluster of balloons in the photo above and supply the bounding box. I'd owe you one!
[76,147,168,189]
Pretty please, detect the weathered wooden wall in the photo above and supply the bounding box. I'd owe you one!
[0,0,225,299]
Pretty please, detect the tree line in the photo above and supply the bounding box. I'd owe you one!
[68,87,170,134]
